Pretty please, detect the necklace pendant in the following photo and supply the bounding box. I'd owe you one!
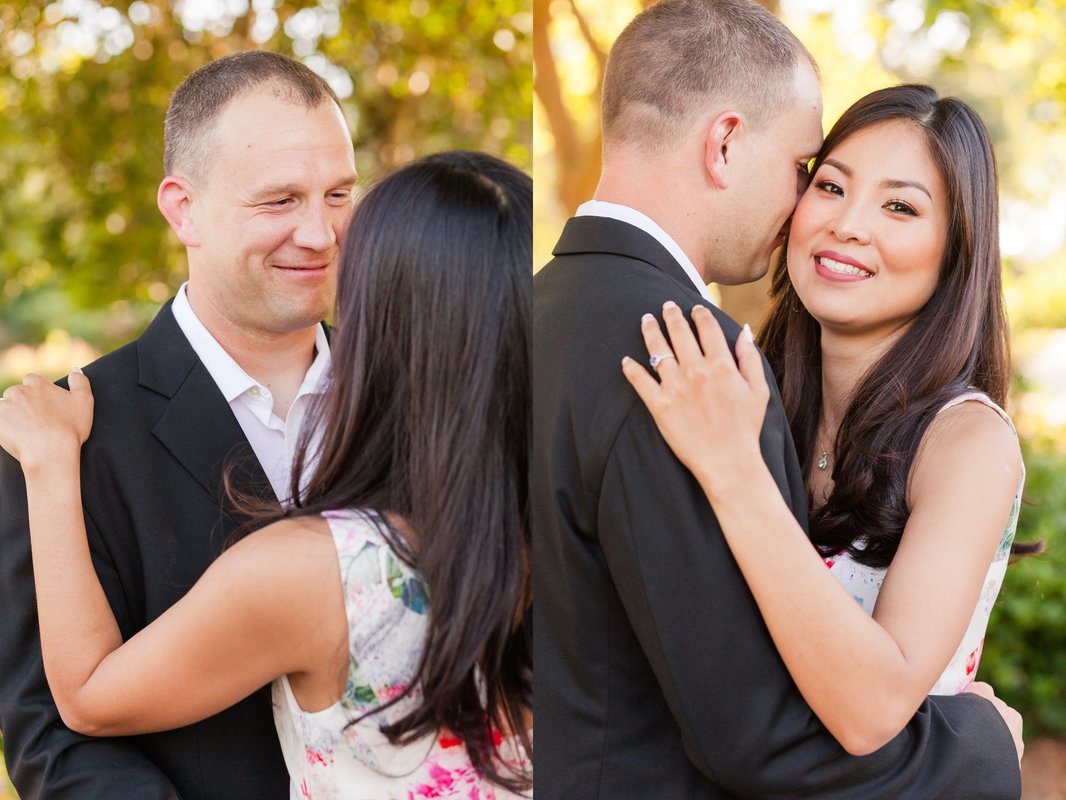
[817,451,829,471]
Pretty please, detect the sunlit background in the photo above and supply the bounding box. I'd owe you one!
[535,0,1066,796]
[0,1,531,796]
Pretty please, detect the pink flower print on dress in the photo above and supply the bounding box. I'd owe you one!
[965,639,984,678]
[379,681,410,704]
[408,759,486,799]
[305,747,331,767]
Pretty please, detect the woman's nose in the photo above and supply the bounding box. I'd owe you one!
[828,202,871,245]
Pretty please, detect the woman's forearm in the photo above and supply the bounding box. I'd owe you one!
[24,453,123,730]
[696,456,921,754]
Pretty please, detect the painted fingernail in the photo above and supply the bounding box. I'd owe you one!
[641,313,654,323]
[742,323,753,341]
[663,301,678,311]
[71,365,83,374]
[693,304,708,315]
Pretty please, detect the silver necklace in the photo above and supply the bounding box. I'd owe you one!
[817,450,829,470]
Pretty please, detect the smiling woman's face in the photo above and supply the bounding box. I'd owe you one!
[786,119,950,342]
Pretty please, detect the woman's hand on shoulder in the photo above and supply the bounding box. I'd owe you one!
[0,369,93,471]
[621,301,769,496]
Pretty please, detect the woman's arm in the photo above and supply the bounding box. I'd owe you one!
[0,372,344,736]
[622,304,1021,755]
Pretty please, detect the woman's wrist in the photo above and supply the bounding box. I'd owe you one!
[694,444,767,506]
[21,438,82,479]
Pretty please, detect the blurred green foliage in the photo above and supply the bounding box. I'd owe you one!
[982,442,1066,737]
[0,0,532,363]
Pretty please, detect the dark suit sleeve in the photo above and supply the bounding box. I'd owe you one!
[0,453,182,800]
[596,401,1021,799]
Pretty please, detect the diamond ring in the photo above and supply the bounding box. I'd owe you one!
[649,353,676,369]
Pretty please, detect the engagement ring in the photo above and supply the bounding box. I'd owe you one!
[649,354,676,369]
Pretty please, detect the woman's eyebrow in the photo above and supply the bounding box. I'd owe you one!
[822,158,932,201]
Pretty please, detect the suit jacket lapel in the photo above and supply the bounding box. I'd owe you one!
[137,301,276,504]
[552,216,708,305]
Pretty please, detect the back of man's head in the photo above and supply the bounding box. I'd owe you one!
[601,0,814,154]
[164,50,343,182]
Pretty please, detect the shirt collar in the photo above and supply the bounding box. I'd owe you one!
[171,282,331,404]
[575,199,714,303]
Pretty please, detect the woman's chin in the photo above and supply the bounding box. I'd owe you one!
[807,311,864,335]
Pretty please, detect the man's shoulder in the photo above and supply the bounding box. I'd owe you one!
[79,303,186,399]
[77,338,143,408]
[536,254,740,343]
[84,338,139,377]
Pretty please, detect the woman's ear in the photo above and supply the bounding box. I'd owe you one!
[704,110,743,190]
[157,176,201,247]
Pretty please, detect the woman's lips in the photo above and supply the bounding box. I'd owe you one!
[813,251,873,282]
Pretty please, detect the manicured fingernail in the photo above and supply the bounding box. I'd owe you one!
[71,365,83,374]
[742,323,753,341]
[693,304,708,315]
[641,313,654,323]
[663,301,678,311]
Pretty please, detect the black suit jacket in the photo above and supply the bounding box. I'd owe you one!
[532,216,1021,799]
[0,301,290,799]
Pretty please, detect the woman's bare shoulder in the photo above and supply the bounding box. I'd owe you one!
[208,515,341,616]
[910,398,1022,510]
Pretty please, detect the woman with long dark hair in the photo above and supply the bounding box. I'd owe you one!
[0,150,532,797]
[622,85,1029,756]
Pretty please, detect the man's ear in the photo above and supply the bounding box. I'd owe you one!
[157,176,201,247]
[704,111,743,190]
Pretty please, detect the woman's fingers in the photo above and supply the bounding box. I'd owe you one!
[621,356,662,409]
[661,301,703,365]
[735,324,770,403]
[690,305,730,363]
[639,313,679,376]
[68,369,93,402]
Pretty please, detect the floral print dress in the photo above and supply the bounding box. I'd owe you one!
[271,508,529,799]
[824,392,1023,695]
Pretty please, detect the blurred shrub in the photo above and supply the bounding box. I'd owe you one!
[982,442,1066,737]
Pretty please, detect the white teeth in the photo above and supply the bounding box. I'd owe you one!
[817,256,872,277]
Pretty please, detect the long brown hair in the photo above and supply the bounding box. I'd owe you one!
[759,84,1016,568]
[230,151,531,790]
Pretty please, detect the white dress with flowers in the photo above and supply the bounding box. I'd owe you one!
[823,392,1023,696]
[271,508,529,800]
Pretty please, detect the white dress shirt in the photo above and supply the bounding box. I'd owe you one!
[575,199,715,303]
[171,283,330,504]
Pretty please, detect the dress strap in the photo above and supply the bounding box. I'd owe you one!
[937,390,1017,436]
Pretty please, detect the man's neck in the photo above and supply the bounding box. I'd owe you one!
[593,172,710,285]
[186,288,318,420]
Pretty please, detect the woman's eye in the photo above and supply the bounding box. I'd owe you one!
[815,180,843,196]
[886,200,917,215]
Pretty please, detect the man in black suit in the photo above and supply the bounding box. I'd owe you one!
[533,1,1023,797]
[0,52,356,799]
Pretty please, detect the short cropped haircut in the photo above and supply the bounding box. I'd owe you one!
[601,0,815,151]
[164,50,344,180]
